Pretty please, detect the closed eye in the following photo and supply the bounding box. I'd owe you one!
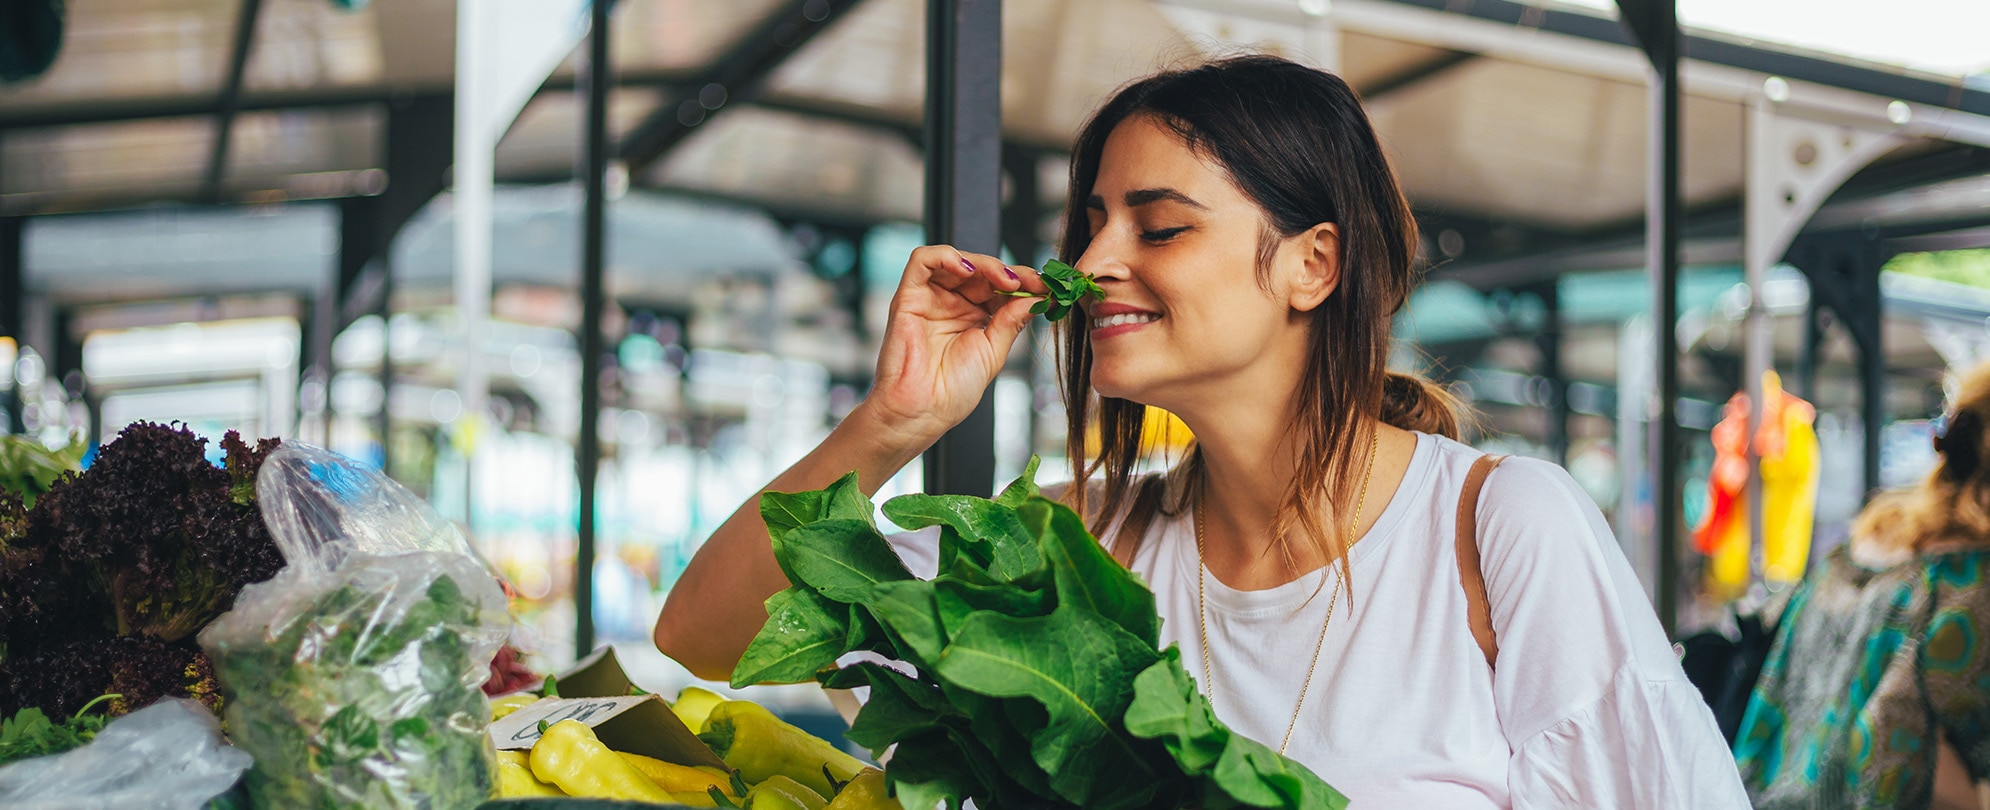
[1141,226,1190,243]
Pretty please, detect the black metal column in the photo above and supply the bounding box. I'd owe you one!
[1788,233,1888,500]
[376,256,393,472]
[1852,254,1885,500]
[0,217,22,434]
[575,0,613,656]
[52,309,86,440]
[1002,145,1043,466]
[1533,282,1570,466]
[1796,296,1823,401]
[922,0,1002,497]
[1619,0,1682,633]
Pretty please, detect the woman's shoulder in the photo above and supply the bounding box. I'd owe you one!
[1415,433,1589,503]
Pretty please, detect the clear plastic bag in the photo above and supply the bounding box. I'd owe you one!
[199,444,510,809]
[0,698,252,810]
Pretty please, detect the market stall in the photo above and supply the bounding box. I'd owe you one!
[0,424,1339,809]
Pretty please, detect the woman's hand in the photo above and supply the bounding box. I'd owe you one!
[859,245,1046,451]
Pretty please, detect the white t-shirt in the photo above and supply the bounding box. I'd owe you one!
[888,432,1748,809]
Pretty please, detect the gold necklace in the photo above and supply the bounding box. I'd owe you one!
[1194,428,1381,756]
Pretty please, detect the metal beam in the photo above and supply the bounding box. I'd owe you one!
[1618,0,1682,633]
[1371,0,1990,116]
[1886,224,1990,254]
[1359,50,1478,102]
[618,0,863,175]
[922,0,1002,498]
[0,68,692,131]
[200,0,266,204]
[575,0,613,657]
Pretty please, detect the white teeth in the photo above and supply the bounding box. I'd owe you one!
[1091,312,1159,330]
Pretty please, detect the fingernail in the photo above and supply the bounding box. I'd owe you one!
[1005,265,1020,281]
[961,257,977,273]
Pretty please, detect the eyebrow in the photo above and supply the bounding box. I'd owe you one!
[1084,188,1209,210]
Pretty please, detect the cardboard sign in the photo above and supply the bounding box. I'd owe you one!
[489,695,727,769]
[555,646,635,699]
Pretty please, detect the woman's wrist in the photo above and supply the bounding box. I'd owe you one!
[832,400,943,488]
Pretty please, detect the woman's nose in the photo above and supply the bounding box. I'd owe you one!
[1075,235,1132,283]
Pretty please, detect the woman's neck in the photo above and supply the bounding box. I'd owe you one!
[1178,404,1417,591]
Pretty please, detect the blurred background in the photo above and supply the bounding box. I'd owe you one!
[1,0,1987,720]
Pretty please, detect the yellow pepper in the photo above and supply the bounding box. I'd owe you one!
[491,693,541,720]
[745,775,828,810]
[824,769,901,810]
[529,719,676,803]
[669,789,723,807]
[619,751,737,797]
[673,686,727,733]
[496,750,565,798]
[699,701,866,800]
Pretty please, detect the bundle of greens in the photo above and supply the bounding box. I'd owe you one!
[0,436,84,507]
[0,693,115,766]
[732,459,1346,810]
[203,554,498,809]
[1002,259,1105,322]
[0,423,280,722]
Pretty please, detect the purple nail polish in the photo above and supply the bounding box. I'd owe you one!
[961,257,977,273]
[1005,266,1020,281]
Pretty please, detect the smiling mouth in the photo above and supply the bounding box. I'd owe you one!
[1092,312,1160,330]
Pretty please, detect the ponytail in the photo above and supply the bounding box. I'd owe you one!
[1381,372,1465,440]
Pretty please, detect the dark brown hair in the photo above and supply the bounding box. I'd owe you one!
[1056,54,1463,569]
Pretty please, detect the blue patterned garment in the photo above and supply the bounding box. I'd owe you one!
[1735,546,1990,807]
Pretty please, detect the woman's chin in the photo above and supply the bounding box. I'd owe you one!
[1089,369,1147,404]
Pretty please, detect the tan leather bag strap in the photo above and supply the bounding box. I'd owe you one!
[1457,454,1506,670]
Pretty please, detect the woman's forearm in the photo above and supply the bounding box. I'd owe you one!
[653,403,930,681]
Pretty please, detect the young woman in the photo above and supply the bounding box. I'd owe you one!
[1736,361,1990,809]
[656,55,1746,807]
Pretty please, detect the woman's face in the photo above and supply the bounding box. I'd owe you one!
[1078,114,1332,412]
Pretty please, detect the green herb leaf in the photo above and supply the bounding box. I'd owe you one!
[1124,647,1229,775]
[993,456,1042,509]
[772,519,912,602]
[1020,498,1161,646]
[862,580,946,666]
[934,576,1052,638]
[884,732,977,810]
[1002,259,1103,323]
[1127,647,1348,809]
[762,472,873,543]
[843,663,957,754]
[883,494,1042,581]
[732,587,849,687]
[932,606,1161,803]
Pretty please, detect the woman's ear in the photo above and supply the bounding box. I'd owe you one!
[1288,223,1341,312]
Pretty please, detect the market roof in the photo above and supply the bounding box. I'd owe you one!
[3,0,1988,305]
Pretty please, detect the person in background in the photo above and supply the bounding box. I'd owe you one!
[1736,360,1990,809]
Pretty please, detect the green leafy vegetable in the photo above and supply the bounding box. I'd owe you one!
[1002,259,1105,322]
[0,436,83,508]
[0,424,282,723]
[733,458,1346,809]
[203,558,496,809]
[0,693,116,765]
